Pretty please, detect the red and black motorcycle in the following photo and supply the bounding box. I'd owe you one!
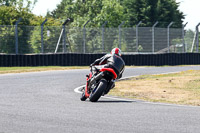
[80,66,117,102]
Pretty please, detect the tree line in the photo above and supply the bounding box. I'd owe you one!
[48,0,184,28]
[0,0,188,54]
[0,0,184,27]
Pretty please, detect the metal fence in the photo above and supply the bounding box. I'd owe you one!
[0,24,199,54]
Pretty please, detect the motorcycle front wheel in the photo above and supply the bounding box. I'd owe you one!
[89,79,107,102]
[80,92,87,101]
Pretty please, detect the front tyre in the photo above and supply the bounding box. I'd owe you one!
[89,79,107,102]
[80,92,87,101]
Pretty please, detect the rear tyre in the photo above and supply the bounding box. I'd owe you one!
[89,79,107,102]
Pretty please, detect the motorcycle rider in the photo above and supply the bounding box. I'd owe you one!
[90,48,125,78]
[89,48,125,94]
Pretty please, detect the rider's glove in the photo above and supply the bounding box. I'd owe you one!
[90,63,94,67]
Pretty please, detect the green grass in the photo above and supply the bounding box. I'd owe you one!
[0,66,88,74]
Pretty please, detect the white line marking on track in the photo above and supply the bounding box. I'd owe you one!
[74,85,85,94]
[74,85,134,102]
[74,71,200,107]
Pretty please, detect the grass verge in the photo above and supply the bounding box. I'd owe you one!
[110,70,200,106]
[0,66,88,74]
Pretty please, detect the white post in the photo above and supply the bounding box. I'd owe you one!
[55,29,64,53]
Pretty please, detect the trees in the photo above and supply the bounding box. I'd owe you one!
[0,0,65,54]
[48,0,184,28]
[0,0,37,12]
[0,5,35,53]
[46,0,185,53]
[0,0,17,6]
[49,0,124,27]
[123,0,147,27]
[0,0,186,54]
[47,0,72,19]
[29,17,62,53]
[48,0,125,53]
[122,0,184,27]
[156,0,184,27]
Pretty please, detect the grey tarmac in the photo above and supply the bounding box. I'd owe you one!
[0,66,200,133]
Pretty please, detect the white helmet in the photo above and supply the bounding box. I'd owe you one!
[111,48,121,56]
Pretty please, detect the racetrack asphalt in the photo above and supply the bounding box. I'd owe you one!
[0,66,200,133]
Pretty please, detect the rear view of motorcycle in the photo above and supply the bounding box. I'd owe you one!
[80,66,117,102]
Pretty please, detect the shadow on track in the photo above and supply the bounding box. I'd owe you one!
[97,100,135,103]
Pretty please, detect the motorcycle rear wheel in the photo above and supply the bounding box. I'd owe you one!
[89,79,107,102]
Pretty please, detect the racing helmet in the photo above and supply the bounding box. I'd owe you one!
[111,48,121,56]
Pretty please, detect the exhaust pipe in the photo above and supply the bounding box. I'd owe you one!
[89,72,104,87]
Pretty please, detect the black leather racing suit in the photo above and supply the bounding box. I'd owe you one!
[91,54,125,79]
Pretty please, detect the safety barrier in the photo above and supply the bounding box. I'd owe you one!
[0,53,200,67]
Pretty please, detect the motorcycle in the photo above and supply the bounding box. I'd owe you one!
[80,66,118,102]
